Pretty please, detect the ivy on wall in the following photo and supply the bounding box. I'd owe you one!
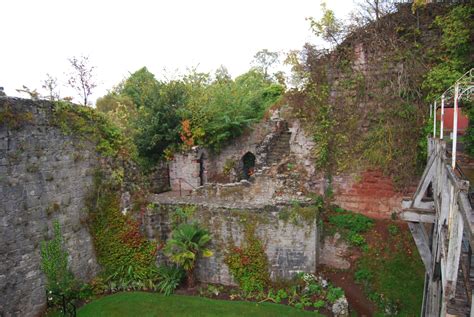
[287,4,470,188]
[224,223,270,296]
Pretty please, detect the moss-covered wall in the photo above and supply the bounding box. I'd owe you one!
[0,97,100,316]
[145,202,319,284]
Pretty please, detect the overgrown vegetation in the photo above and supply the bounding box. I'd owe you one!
[323,206,374,248]
[163,222,213,287]
[97,67,283,167]
[287,3,472,187]
[40,221,91,308]
[225,223,270,296]
[0,101,33,129]
[41,221,76,295]
[278,197,324,226]
[52,100,135,159]
[261,273,345,313]
[354,223,425,316]
[419,4,473,155]
[88,171,159,292]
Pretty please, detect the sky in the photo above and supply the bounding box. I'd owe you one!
[0,0,356,104]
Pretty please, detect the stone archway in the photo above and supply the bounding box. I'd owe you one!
[241,152,256,180]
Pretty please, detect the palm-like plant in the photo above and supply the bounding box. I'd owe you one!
[163,222,213,287]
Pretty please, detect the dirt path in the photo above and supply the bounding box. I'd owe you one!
[321,267,376,317]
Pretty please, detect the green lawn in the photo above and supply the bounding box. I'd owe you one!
[77,292,324,317]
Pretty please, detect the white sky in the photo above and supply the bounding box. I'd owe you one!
[0,0,355,104]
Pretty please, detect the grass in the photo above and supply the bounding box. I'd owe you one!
[76,292,324,317]
[355,223,425,316]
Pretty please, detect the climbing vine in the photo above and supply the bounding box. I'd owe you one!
[87,169,158,290]
[287,5,466,188]
[225,223,270,296]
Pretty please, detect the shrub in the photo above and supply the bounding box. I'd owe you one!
[326,286,344,303]
[157,265,185,296]
[163,222,213,287]
[40,221,77,298]
[328,210,373,233]
[105,264,159,292]
[89,175,158,291]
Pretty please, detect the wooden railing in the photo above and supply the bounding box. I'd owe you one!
[402,138,473,316]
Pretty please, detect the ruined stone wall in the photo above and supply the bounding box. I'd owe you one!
[145,203,318,284]
[169,148,206,191]
[0,98,99,317]
[169,117,290,188]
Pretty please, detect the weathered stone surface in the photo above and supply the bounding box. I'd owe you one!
[145,203,318,285]
[0,97,99,317]
[319,233,351,270]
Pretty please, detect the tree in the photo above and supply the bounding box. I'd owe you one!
[132,78,185,164]
[351,0,395,24]
[16,85,39,100]
[122,67,160,108]
[96,93,138,135]
[42,73,60,101]
[163,223,212,287]
[307,2,345,47]
[251,49,279,80]
[67,55,97,106]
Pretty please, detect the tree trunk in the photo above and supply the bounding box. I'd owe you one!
[186,268,195,288]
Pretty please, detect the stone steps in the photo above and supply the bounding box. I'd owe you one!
[267,131,291,164]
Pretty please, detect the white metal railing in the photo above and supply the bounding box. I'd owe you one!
[430,68,474,169]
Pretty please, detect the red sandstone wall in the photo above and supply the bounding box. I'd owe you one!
[333,169,408,219]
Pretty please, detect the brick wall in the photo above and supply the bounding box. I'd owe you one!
[333,170,407,219]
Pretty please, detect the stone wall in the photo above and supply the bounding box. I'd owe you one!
[0,97,99,317]
[145,202,318,284]
[169,116,292,189]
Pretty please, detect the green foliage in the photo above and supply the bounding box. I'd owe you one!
[0,103,33,129]
[199,284,225,298]
[327,207,373,247]
[182,69,284,152]
[132,79,184,166]
[170,205,197,228]
[96,93,138,137]
[326,286,344,304]
[266,288,289,303]
[121,67,162,109]
[105,264,159,292]
[328,209,374,234]
[278,198,323,226]
[388,224,399,236]
[163,222,212,286]
[100,67,283,166]
[354,224,425,315]
[88,173,158,290]
[307,1,344,46]
[348,232,366,247]
[421,5,473,153]
[40,221,76,297]
[225,224,270,296]
[156,265,185,296]
[52,100,134,159]
[223,159,236,175]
